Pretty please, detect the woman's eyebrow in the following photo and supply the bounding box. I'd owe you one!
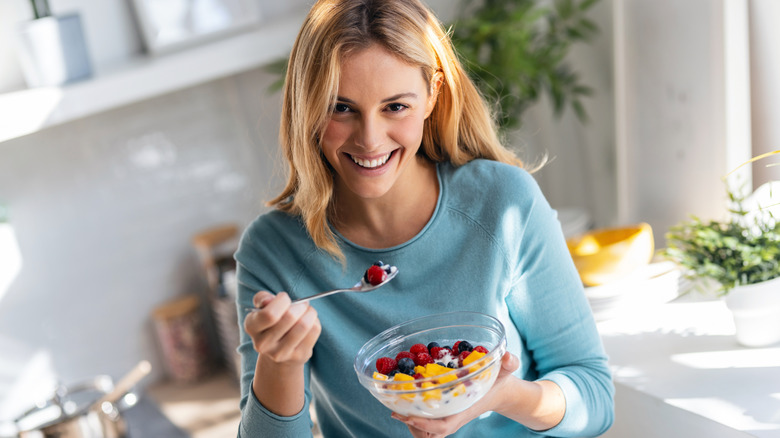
[381,92,418,103]
[336,92,419,104]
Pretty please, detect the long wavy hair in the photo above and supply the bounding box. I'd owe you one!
[270,0,524,260]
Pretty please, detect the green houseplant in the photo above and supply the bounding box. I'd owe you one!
[663,150,780,347]
[450,0,600,130]
[663,187,780,295]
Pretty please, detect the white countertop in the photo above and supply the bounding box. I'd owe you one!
[597,295,780,437]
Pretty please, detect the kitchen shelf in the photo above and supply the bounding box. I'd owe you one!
[0,11,305,145]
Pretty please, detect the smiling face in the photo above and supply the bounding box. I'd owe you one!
[321,44,440,203]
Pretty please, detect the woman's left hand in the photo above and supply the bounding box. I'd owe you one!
[391,352,520,437]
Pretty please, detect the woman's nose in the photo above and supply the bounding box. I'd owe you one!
[355,115,383,150]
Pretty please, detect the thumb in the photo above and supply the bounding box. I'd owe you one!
[501,351,519,373]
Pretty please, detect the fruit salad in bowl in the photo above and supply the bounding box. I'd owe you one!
[353,312,507,419]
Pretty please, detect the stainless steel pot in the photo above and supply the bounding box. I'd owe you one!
[13,361,151,438]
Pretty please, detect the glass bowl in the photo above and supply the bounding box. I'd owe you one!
[354,311,507,418]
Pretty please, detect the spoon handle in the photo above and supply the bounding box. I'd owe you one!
[244,287,353,312]
[291,287,354,303]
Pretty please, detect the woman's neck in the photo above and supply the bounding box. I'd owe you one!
[331,157,439,249]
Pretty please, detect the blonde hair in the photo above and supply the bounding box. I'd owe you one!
[270,0,524,260]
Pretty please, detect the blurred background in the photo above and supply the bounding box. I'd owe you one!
[0,0,778,436]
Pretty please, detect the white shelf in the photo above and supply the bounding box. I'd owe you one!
[0,12,305,145]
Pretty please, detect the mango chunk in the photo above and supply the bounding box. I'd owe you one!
[462,351,486,366]
[423,362,453,376]
[391,372,415,391]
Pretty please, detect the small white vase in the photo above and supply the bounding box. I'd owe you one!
[15,13,92,88]
[724,276,780,347]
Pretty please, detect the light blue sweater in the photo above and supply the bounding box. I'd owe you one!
[235,159,614,437]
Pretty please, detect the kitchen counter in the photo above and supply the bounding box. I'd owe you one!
[597,295,780,437]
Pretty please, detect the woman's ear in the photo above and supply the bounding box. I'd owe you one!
[425,71,444,118]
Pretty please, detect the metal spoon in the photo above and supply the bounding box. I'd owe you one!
[245,264,398,311]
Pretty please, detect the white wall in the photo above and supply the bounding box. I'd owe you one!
[614,0,753,249]
[749,0,780,187]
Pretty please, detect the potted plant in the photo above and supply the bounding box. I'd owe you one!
[15,0,92,88]
[663,151,780,347]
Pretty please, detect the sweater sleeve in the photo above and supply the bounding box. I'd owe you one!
[505,177,615,437]
[234,223,316,438]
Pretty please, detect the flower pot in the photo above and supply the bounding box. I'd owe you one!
[15,12,92,88]
[724,276,780,347]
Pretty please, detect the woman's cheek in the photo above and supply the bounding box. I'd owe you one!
[321,120,351,155]
[393,115,426,149]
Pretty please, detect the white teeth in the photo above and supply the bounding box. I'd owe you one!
[351,152,391,168]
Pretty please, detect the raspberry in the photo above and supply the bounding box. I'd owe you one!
[430,346,446,360]
[474,345,489,354]
[376,357,397,374]
[395,351,415,362]
[413,372,424,380]
[365,265,387,286]
[414,352,434,367]
[457,351,470,367]
[452,341,461,353]
[409,343,428,355]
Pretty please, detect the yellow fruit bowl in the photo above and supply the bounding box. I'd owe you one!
[567,223,655,286]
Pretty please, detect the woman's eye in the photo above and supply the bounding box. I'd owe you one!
[333,103,351,113]
[387,103,407,112]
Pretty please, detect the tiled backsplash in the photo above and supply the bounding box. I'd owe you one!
[0,66,283,392]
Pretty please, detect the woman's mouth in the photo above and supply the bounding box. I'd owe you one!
[350,151,393,169]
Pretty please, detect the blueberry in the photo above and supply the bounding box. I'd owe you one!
[397,357,415,375]
[427,342,440,351]
[447,361,457,369]
[387,370,399,378]
[458,341,473,354]
[373,260,384,267]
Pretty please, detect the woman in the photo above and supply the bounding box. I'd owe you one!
[236,0,614,436]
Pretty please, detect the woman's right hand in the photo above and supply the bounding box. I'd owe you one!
[244,291,321,416]
[244,291,322,366]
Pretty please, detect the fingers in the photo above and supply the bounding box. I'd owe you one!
[252,291,275,309]
[246,292,292,332]
[276,304,320,352]
[243,291,321,364]
[392,413,456,437]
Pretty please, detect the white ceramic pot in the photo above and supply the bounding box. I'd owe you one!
[724,275,780,347]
